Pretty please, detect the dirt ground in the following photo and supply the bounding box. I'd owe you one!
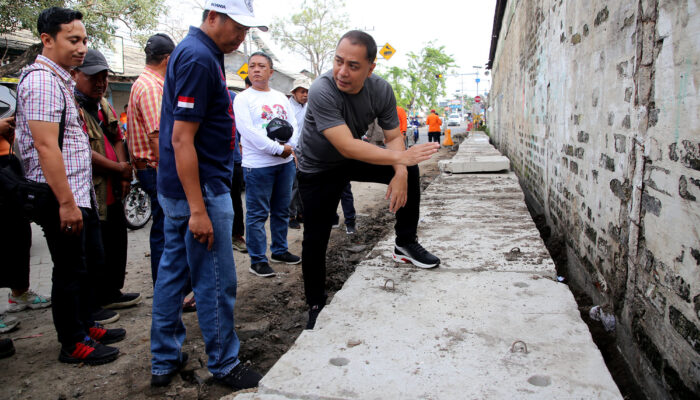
[0,144,457,400]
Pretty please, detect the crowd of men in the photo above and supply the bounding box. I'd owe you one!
[0,0,442,391]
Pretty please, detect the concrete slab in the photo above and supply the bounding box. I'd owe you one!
[439,155,511,173]
[256,268,622,400]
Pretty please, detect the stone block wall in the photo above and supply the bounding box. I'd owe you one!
[487,0,699,398]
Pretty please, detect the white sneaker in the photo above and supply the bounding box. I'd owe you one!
[0,314,19,333]
[8,290,52,312]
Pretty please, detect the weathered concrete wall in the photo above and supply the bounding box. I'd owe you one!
[488,0,699,398]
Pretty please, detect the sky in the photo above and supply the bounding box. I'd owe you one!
[165,0,497,100]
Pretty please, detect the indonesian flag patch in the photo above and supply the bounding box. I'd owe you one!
[177,96,195,109]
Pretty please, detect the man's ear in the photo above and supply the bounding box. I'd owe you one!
[40,33,54,49]
[367,62,376,77]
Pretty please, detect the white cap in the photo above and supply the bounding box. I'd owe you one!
[289,78,311,93]
[204,0,268,32]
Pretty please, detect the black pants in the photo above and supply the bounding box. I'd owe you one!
[0,155,31,290]
[231,162,245,237]
[41,207,101,347]
[333,183,356,224]
[96,202,127,305]
[428,131,441,143]
[298,162,420,306]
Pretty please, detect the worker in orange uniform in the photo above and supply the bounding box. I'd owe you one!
[426,109,442,145]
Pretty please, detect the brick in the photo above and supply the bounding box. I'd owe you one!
[669,306,700,354]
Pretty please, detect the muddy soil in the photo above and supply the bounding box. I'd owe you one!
[0,144,456,400]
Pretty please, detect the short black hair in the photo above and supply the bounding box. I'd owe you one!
[146,53,169,66]
[37,7,83,38]
[249,52,273,69]
[244,76,252,87]
[337,30,377,63]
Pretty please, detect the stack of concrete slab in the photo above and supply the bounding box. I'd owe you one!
[439,132,510,173]
[226,146,622,400]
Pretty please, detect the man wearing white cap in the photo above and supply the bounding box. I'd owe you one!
[150,0,267,390]
[287,78,310,229]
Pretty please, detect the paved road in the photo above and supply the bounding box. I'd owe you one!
[409,122,466,146]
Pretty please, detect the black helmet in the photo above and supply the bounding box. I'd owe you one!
[266,117,293,144]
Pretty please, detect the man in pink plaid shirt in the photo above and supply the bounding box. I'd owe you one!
[15,7,125,365]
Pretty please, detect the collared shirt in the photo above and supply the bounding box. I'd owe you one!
[15,55,93,208]
[158,26,237,199]
[289,96,307,134]
[127,65,164,163]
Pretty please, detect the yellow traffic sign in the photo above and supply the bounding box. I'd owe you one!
[237,63,248,80]
[380,43,396,60]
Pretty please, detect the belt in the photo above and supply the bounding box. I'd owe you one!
[133,159,156,170]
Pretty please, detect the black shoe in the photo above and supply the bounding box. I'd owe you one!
[93,308,120,324]
[0,338,15,359]
[249,262,276,277]
[214,362,262,390]
[151,352,189,387]
[88,323,126,345]
[270,251,301,265]
[104,292,142,310]
[305,304,324,330]
[58,337,119,365]
[393,242,441,269]
[345,222,356,235]
[288,218,301,229]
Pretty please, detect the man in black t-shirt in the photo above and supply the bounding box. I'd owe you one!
[297,30,441,329]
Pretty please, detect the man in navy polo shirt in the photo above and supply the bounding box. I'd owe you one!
[150,0,266,390]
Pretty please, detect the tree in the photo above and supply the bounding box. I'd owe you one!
[271,0,349,77]
[0,0,166,76]
[377,42,456,113]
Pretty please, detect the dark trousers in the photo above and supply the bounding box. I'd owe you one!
[137,167,163,284]
[298,162,420,306]
[289,174,303,219]
[428,131,441,143]
[96,202,128,305]
[333,183,356,225]
[41,207,100,347]
[0,155,31,290]
[231,162,244,237]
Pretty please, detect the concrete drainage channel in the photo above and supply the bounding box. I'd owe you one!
[226,133,623,400]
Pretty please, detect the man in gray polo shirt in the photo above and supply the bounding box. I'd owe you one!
[297,30,441,329]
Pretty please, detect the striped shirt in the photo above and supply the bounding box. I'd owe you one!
[15,55,94,208]
[127,65,164,164]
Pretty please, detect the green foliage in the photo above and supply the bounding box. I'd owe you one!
[377,42,456,113]
[271,0,349,77]
[0,0,165,48]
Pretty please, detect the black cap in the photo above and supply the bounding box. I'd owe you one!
[145,33,175,56]
[266,118,293,144]
[76,49,112,75]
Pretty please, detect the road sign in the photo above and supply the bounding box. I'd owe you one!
[475,95,482,103]
[380,43,396,60]
[237,63,249,80]
[475,78,480,83]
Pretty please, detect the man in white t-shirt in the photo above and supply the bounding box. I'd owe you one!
[233,52,301,277]
[287,78,310,229]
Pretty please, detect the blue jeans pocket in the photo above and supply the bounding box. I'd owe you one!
[158,195,191,220]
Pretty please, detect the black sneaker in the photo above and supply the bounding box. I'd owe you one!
[345,222,356,235]
[93,308,120,324]
[270,251,301,265]
[288,218,301,229]
[214,363,262,390]
[305,304,324,330]
[58,337,119,365]
[151,352,189,387]
[393,242,441,269]
[0,338,15,359]
[88,323,126,345]
[249,262,276,277]
[104,292,142,310]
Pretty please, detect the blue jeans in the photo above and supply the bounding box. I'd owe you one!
[136,168,164,284]
[151,187,240,378]
[244,161,295,264]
